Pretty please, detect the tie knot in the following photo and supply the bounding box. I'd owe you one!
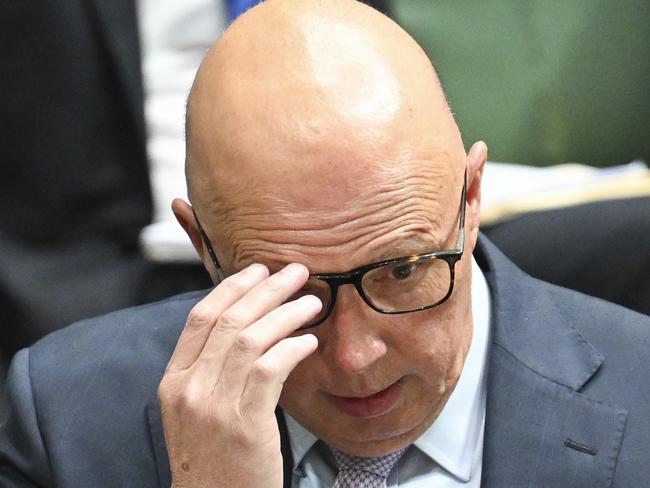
[332,447,407,485]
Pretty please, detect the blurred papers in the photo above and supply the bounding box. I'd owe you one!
[481,161,650,225]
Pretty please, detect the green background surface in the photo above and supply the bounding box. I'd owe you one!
[390,0,650,166]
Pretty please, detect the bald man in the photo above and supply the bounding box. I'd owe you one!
[1,1,649,487]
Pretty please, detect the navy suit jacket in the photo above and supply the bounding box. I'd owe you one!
[1,237,649,487]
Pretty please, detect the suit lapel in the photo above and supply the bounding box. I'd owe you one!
[277,409,296,488]
[483,348,627,488]
[146,403,294,488]
[477,237,627,487]
[85,0,145,139]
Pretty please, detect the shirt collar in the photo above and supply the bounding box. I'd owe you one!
[284,257,491,481]
[412,256,490,481]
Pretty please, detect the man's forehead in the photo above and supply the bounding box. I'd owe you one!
[209,168,463,274]
[199,138,461,214]
[224,227,453,275]
[205,153,459,228]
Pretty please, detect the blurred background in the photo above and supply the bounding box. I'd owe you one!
[1,0,649,420]
[394,0,650,167]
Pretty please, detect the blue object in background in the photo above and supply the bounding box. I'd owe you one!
[227,0,262,22]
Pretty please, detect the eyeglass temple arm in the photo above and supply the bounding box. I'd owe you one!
[192,209,227,282]
[456,169,467,252]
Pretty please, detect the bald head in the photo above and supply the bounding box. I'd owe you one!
[184,0,468,271]
[187,1,461,201]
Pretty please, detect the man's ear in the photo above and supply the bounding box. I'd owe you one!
[171,199,218,281]
[172,199,204,256]
[465,141,487,249]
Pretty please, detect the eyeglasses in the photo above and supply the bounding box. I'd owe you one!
[194,171,466,329]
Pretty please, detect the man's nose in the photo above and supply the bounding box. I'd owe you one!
[319,285,388,375]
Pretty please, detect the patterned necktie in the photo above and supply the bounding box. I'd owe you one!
[331,447,407,488]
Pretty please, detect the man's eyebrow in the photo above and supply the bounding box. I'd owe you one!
[372,236,445,262]
[372,213,463,262]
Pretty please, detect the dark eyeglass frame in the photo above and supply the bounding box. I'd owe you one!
[194,170,466,329]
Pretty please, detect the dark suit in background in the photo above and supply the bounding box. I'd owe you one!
[1,0,149,359]
[483,197,650,316]
[0,0,214,419]
[1,238,648,487]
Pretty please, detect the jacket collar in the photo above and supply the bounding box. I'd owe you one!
[476,236,626,487]
[476,236,604,391]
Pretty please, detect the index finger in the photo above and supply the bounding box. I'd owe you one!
[166,263,269,372]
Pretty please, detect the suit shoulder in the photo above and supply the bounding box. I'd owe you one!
[544,281,650,347]
[28,290,207,390]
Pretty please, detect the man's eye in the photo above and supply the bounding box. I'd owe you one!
[390,263,416,280]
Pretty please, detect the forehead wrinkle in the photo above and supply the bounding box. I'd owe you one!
[218,178,445,239]
[209,161,455,226]
[223,193,455,271]
[204,152,463,266]
[229,216,450,273]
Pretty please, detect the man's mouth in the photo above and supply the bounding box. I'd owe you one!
[328,380,402,418]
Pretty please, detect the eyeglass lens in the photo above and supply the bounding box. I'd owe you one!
[291,257,452,329]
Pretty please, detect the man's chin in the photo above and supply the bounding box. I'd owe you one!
[311,404,431,457]
[323,421,420,457]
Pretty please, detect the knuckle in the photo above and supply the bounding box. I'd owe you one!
[219,275,249,295]
[159,378,204,413]
[261,277,283,294]
[232,331,260,356]
[185,302,214,331]
[250,359,278,382]
[215,310,241,332]
[157,378,173,401]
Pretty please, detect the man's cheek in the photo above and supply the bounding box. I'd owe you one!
[279,359,318,407]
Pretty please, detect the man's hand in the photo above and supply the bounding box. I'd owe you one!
[158,263,321,488]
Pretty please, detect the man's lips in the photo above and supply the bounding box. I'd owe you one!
[328,380,402,418]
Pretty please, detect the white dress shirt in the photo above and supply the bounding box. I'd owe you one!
[285,257,491,487]
[137,0,226,223]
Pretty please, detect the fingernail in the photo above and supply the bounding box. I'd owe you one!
[282,263,306,277]
[302,334,319,349]
[299,294,322,310]
[246,263,268,276]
